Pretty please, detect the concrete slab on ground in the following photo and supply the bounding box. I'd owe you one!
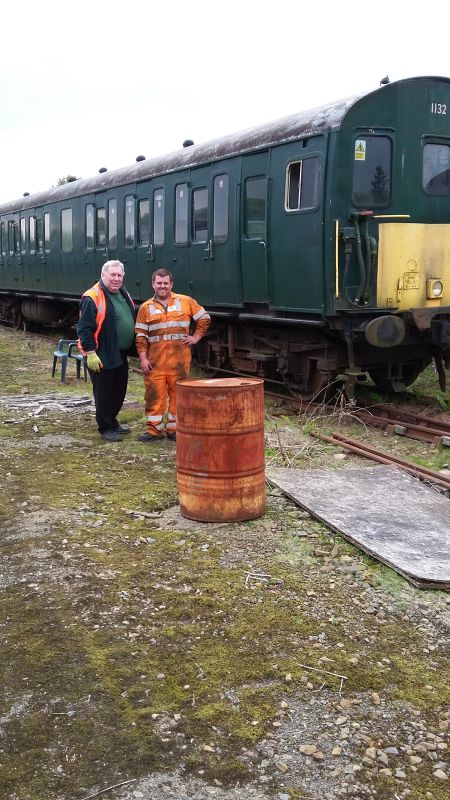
[267,464,450,590]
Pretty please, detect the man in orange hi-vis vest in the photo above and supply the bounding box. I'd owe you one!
[135,269,211,442]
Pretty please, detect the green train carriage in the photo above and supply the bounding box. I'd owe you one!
[0,75,449,397]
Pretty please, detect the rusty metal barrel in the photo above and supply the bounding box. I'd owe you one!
[176,377,265,522]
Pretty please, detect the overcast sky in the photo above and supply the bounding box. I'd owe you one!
[1,0,449,204]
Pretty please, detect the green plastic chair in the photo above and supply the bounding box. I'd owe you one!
[68,342,88,382]
[51,339,80,383]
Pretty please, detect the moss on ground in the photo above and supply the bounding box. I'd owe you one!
[0,329,449,800]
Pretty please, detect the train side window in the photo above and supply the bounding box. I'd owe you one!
[352,135,391,206]
[285,157,320,211]
[15,222,20,255]
[244,177,267,238]
[138,199,150,246]
[423,142,450,195]
[175,184,188,244]
[44,213,50,253]
[125,196,135,247]
[86,204,94,250]
[213,174,228,241]
[36,219,44,253]
[29,217,36,255]
[109,199,117,249]
[96,208,106,248]
[153,189,165,246]
[0,221,5,257]
[20,218,27,255]
[192,188,208,243]
[8,221,16,256]
[61,208,73,252]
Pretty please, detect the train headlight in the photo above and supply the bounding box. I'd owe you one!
[426,279,444,299]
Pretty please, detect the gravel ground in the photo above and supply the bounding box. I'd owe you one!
[0,328,449,800]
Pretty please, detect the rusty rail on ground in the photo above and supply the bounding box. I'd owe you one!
[312,431,450,493]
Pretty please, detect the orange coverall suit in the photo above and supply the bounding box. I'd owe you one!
[135,293,210,437]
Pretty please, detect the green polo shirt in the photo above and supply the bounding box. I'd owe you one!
[107,290,135,351]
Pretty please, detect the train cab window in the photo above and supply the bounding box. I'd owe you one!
[285,157,320,211]
[96,208,106,248]
[36,218,44,253]
[86,204,94,250]
[61,208,73,252]
[108,199,117,249]
[29,217,36,255]
[423,142,450,195]
[352,135,391,206]
[44,213,50,253]
[138,199,150,246]
[153,190,165,246]
[175,184,188,244]
[244,177,267,238]
[192,188,208,243]
[125,196,135,247]
[20,218,27,255]
[213,174,228,241]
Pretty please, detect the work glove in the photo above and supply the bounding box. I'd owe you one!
[86,352,103,373]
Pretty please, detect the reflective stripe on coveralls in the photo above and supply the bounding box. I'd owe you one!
[135,293,210,436]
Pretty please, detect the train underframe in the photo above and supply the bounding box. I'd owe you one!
[2,291,450,398]
[196,311,450,399]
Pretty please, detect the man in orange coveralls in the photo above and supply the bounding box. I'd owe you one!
[135,269,211,442]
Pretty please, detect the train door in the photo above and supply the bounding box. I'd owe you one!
[240,153,269,303]
[3,214,23,290]
[82,200,97,288]
[55,200,78,295]
[189,166,213,304]
[209,160,241,305]
[165,171,190,294]
[22,210,47,292]
[268,139,325,311]
[135,182,152,302]
[94,192,108,276]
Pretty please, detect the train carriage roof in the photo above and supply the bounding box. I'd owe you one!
[0,76,448,214]
[0,96,362,214]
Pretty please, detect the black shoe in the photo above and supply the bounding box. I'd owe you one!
[138,432,163,443]
[101,429,123,442]
[113,424,131,434]
[166,432,176,441]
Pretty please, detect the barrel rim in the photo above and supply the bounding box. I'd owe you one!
[176,377,264,389]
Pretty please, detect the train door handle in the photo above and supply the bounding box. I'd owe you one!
[203,239,213,259]
[259,240,266,250]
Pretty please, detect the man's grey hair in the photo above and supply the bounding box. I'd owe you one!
[101,260,125,275]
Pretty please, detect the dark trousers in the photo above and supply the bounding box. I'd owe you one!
[89,355,129,433]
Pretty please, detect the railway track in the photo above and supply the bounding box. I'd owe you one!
[265,390,450,447]
[264,389,450,493]
[311,430,450,494]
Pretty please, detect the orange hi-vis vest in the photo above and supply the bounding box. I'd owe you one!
[78,282,135,355]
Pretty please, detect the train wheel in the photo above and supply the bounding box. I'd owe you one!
[368,361,426,393]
